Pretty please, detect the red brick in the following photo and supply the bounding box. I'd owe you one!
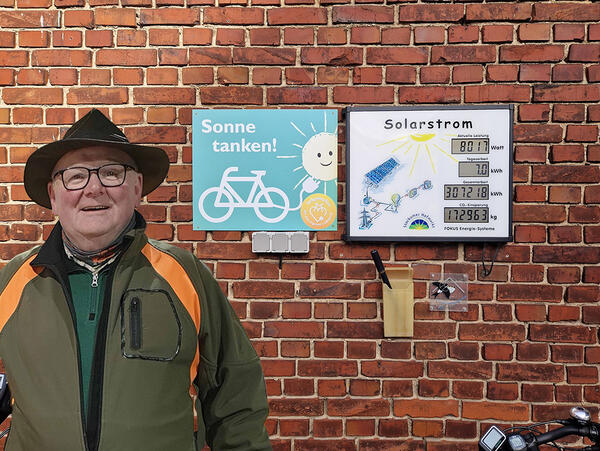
[67,87,127,105]
[566,125,598,143]
[398,4,464,22]
[235,48,295,65]
[514,125,563,143]
[265,320,323,338]
[267,87,326,104]
[3,87,62,104]
[432,45,495,64]
[468,3,532,21]
[553,104,585,122]
[318,379,346,397]
[518,23,550,42]
[420,66,449,84]
[182,28,211,45]
[548,185,581,203]
[149,28,179,46]
[333,6,393,24]
[95,8,137,26]
[447,25,478,43]
[381,27,410,45]
[216,28,245,46]
[534,245,600,264]
[96,49,156,66]
[554,23,585,42]
[367,47,427,64]
[64,10,93,27]
[302,47,362,66]
[519,104,549,122]
[19,30,49,47]
[465,85,530,103]
[13,107,42,124]
[116,30,146,47]
[350,27,380,45]
[283,27,313,45]
[146,68,177,85]
[501,45,564,62]
[334,86,394,104]
[353,67,381,84]
[250,28,280,46]
[452,65,483,83]
[329,399,389,417]
[16,68,47,85]
[569,44,600,62]
[399,86,461,104]
[534,85,600,102]
[533,3,599,21]
[414,26,444,44]
[299,360,357,377]
[548,267,580,284]
[514,145,546,163]
[486,65,519,82]
[139,8,199,25]
[113,68,143,85]
[49,68,77,86]
[482,25,513,43]
[487,381,518,400]
[0,11,59,28]
[253,67,281,85]
[52,30,82,47]
[553,64,584,82]
[204,7,264,25]
[384,66,415,84]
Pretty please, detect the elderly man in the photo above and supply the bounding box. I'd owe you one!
[0,109,271,450]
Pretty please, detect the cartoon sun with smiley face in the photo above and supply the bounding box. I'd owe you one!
[301,131,337,185]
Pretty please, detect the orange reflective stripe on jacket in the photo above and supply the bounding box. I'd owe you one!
[0,255,39,335]
[141,243,201,387]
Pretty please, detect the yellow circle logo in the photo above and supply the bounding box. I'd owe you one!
[301,194,336,229]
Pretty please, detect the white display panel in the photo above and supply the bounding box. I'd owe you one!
[345,105,513,242]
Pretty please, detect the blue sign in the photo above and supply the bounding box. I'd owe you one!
[193,109,338,231]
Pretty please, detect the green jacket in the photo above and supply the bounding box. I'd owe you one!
[0,217,271,451]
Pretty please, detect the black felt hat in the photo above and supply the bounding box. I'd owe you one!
[24,109,170,209]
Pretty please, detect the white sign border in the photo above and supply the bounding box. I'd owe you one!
[344,105,514,243]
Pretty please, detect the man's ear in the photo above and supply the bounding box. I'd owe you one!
[135,173,143,207]
[47,181,57,213]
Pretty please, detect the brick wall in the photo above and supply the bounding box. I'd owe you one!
[0,1,599,450]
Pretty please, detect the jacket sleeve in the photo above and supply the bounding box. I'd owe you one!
[193,259,271,451]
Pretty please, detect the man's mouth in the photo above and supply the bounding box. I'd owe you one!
[81,206,109,211]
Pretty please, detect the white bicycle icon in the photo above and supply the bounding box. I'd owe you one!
[199,166,290,223]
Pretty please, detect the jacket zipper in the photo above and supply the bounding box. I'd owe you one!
[86,267,117,451]
[89,271,100,321]
[130,297,142,350]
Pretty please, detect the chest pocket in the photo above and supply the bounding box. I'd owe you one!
[121,289,182,361]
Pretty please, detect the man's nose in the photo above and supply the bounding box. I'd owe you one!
[83,171,105,193]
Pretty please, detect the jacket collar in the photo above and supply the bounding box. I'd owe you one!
[31,211,147,271]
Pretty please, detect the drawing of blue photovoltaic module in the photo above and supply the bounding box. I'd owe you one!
[364,157,400,187]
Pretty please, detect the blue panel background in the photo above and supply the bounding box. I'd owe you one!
[193,109,338,231]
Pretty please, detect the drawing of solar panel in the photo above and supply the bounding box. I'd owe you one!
[364,157,400,187]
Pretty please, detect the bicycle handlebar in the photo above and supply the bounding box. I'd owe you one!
[479,407,600,451]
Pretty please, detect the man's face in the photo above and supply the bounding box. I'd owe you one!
[48,146,143,251]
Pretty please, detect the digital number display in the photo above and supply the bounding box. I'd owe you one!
[451,138,489,154]
[444,207,489,223]
[444,184,489,200]
[459,161,489,177]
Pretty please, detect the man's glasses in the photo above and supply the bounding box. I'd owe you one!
[52,163,137,191]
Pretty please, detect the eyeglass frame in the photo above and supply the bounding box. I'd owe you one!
[52,163,138,191]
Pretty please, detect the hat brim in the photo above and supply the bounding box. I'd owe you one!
[24,138,170,209]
